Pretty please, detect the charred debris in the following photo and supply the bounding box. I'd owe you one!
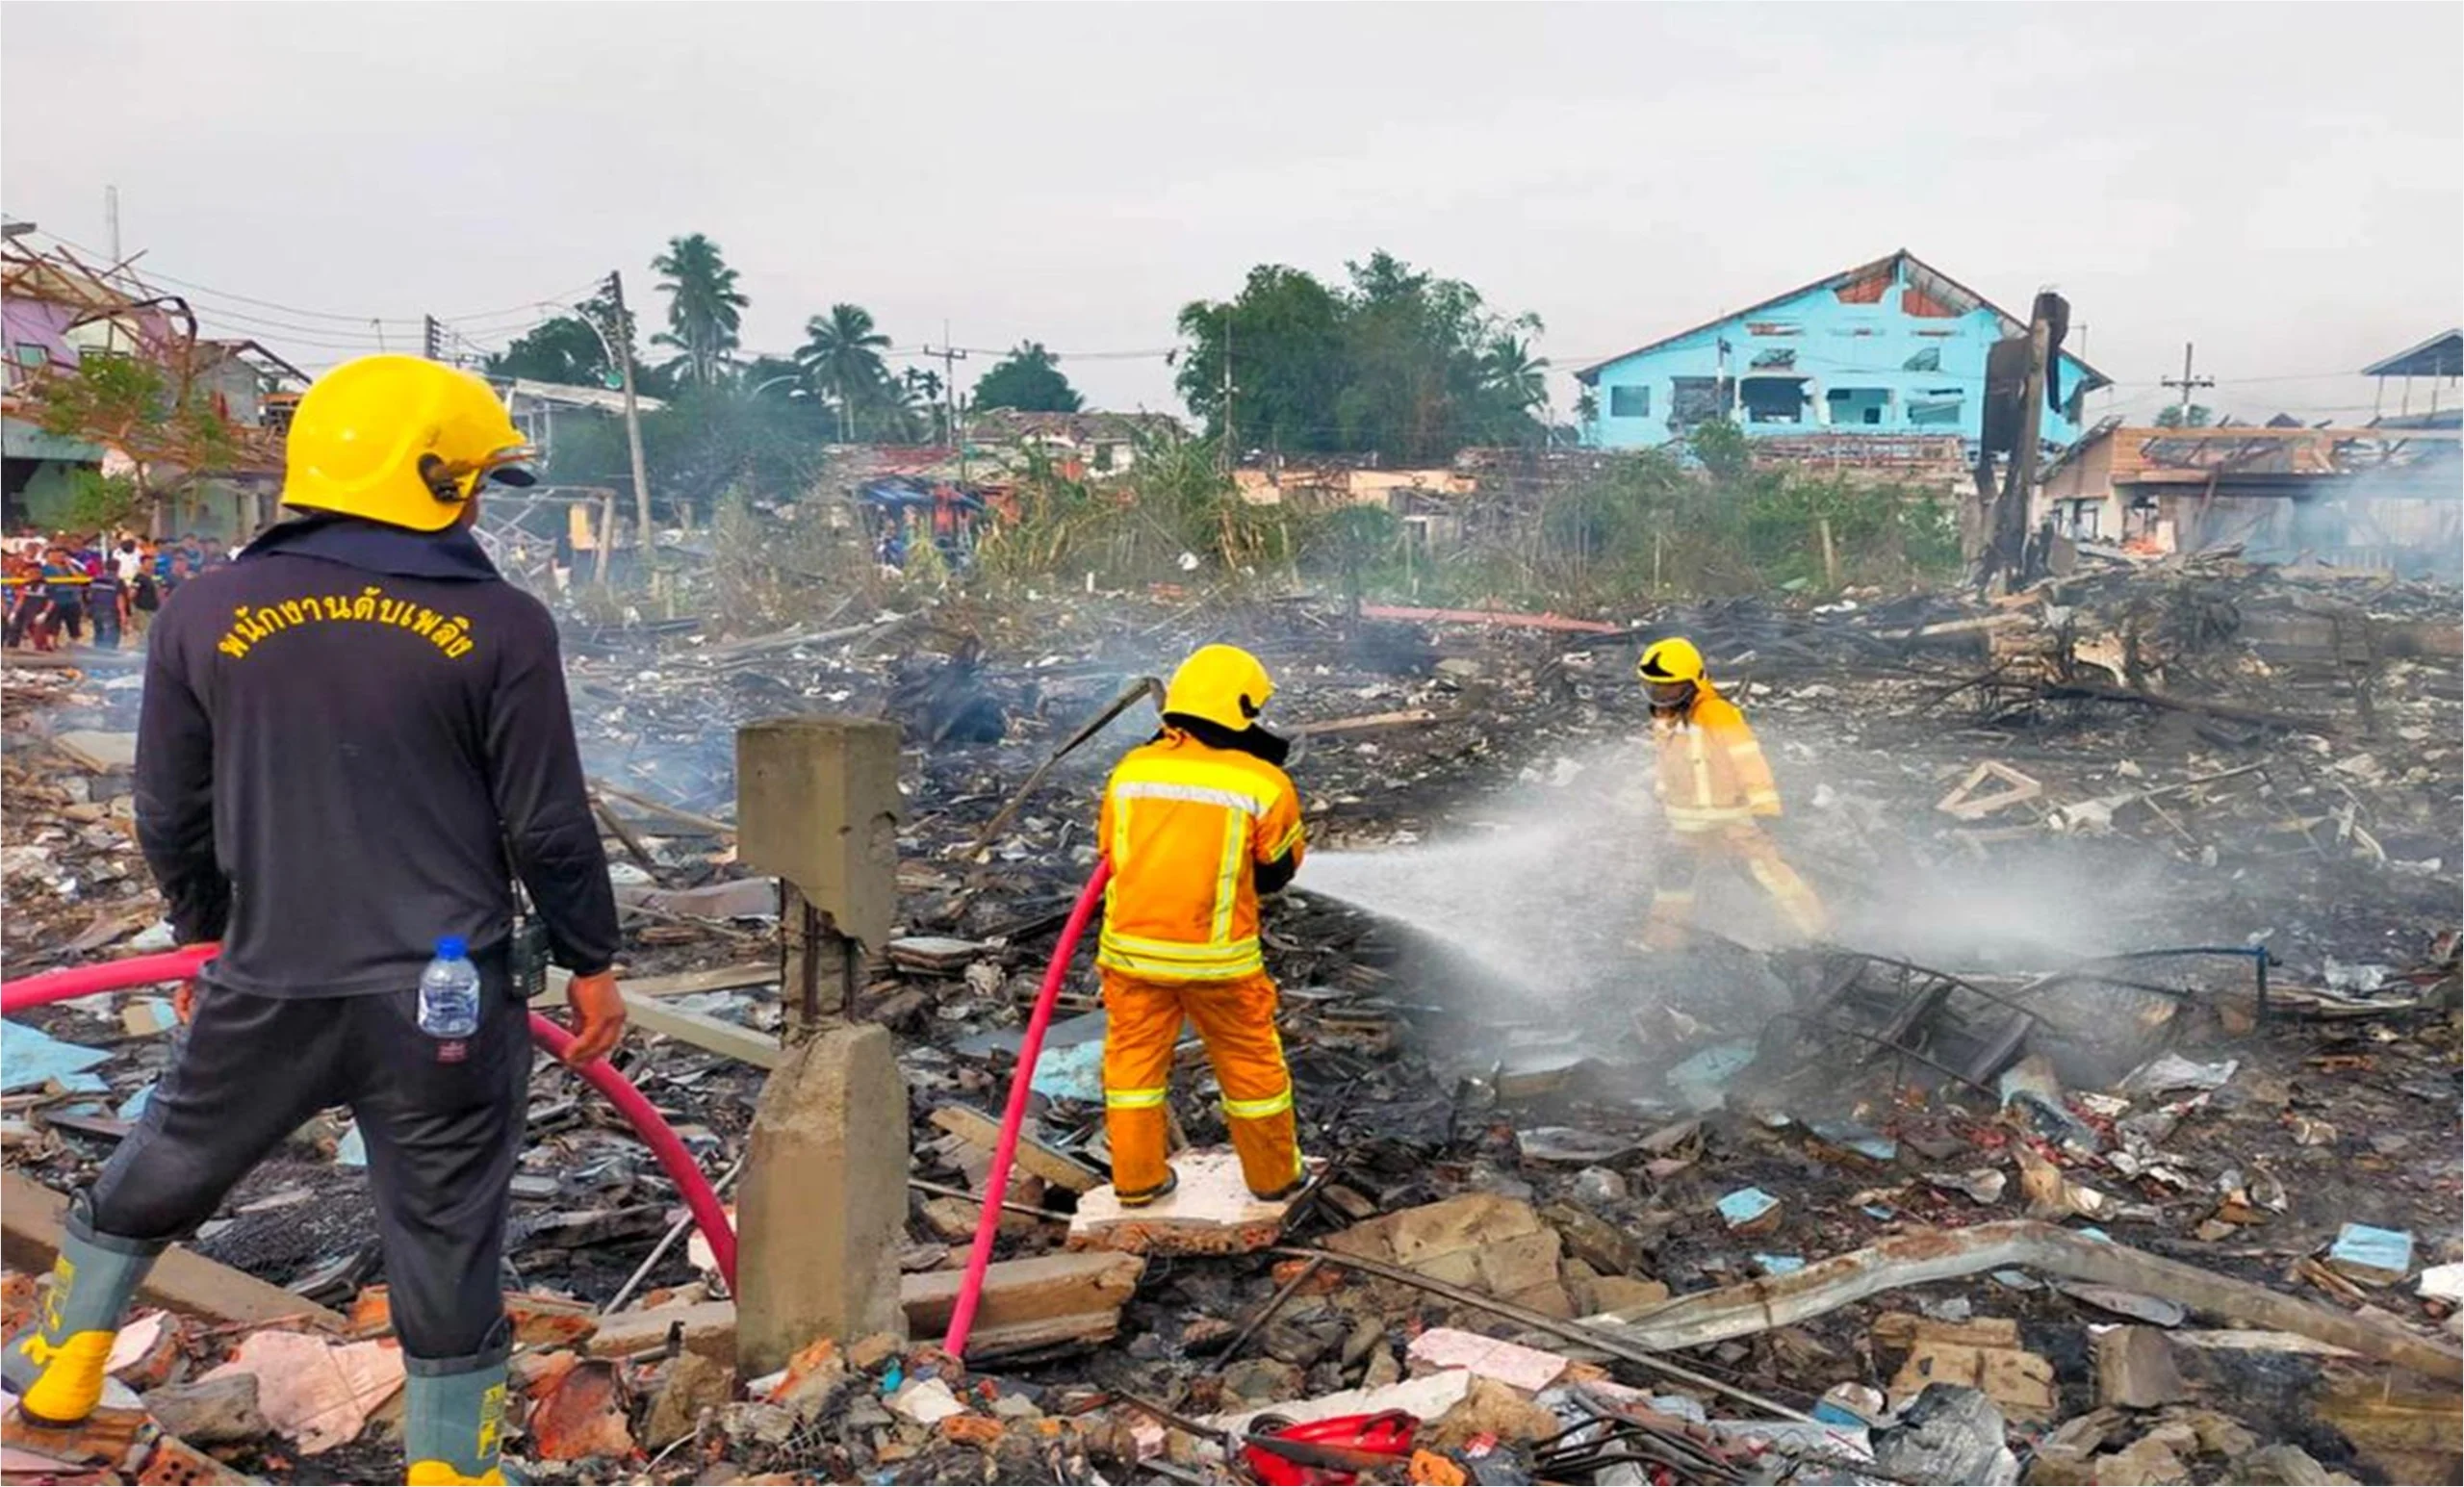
[3,551,2459,1485]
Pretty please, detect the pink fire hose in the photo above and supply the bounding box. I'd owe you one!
[942,857,1111,1358]
[1,946,738,1291]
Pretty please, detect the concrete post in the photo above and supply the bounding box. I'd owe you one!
[736,717,901,1038]
[734,1021,911,1375]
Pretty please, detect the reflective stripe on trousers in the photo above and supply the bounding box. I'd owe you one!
[1099,966,1301,1198]
[1648,824,1828,939]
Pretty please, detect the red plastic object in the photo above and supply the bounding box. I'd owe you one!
[0,944,738,1291]
[1243,1411,1420,1486]
[940,857,1112,1358]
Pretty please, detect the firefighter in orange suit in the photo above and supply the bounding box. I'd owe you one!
[1637,637,1828,948]
[1097,645,1308,1206]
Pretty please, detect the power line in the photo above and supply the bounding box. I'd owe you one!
[21,226,596,328]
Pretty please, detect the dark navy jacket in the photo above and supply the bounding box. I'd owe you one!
[136,515,620,996]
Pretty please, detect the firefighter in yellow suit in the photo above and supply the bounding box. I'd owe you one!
[1637,637,1829,948]
[1097,645,1309,1206]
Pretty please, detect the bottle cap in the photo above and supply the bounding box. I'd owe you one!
[436,936,469,961]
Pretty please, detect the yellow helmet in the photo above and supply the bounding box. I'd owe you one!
[1636,636,1706,685]
[1164,644,1275,731]
[281,355,534,532]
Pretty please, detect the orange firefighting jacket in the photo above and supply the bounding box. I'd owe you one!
[1096,729,1306,983]
[1651,682,1782,833]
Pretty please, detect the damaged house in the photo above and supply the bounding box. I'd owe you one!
[2039,335,2462,577]
[1576,249,2109,469]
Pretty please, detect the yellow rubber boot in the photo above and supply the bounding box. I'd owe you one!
[403,1359,510,1485]
[2,1222,162,1426]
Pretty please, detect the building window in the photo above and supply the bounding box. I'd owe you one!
[1608,384,1651,419]
[13,345,48,369]
[1908,389,1965,426]
[1739,377,1808,424]
[1827,387,1890,426]
[1670,376,1732,429]
[1094,442,1117,473]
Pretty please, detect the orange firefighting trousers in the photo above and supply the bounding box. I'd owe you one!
[1644,824,1828,946]
[1100,967,1302,1199]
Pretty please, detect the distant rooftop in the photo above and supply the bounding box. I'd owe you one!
[2362,329,2461,379]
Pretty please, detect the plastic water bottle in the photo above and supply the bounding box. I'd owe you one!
[418,936,480,1038]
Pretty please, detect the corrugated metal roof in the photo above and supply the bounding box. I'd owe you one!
[2361,329,2461,379]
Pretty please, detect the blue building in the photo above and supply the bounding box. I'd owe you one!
[1576,249,2108,452]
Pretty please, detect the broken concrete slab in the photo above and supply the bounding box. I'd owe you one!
[51,731,138,774]
[142,1372,270,1445]
[1889,1337,2057,1423]
[1069,1147,1310,1256]
[1540,1201,1643,1277]
[1322,1192,1572,1317]
[640,1351,732,1450]
[1403,1327,1568,1393]
[2095,1326,2191,1409]
[900,1250,1144,1355]
[2092,1433,2191,1486]
[589,1254,1145,1367]
[584,1299,741,1366]
[735,1022,910,1376]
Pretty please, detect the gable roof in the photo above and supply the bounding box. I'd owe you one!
[1575,248,2111,390]
[2361,328,2461,379]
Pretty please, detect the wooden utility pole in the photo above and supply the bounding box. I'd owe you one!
[1221,307,1235,474]
[604,271,654,577]
[1992,303,2053,584]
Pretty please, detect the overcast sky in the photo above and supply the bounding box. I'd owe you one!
[6,3,2458,425]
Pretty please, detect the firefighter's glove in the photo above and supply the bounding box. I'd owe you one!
[561,970,627,1065]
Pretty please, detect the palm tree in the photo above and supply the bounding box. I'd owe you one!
[903,367,947,443]
[650,234,749,387]
[877,375,930,444]
[796,303,892,443]
[1482,334,1549,413]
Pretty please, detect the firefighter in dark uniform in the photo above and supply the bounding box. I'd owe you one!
[2,355,628,1486]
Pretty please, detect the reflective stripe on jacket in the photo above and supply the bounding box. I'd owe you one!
[1097,731,1305,982]
[1652,685,1782,833]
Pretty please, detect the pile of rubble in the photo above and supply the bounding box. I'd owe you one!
[2,560,2457,1484]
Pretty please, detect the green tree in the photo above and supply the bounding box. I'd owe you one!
[2153,403,2215,428]
[24,346,258,526]
[1481,334,1549,418]
[485,314,611,387]
[904,367,948,442]
[650,233,749,387]
[970,341,1084,413]
[796,303,892,442]
[544,379,829,525]
[1176,265,1348,454]
[1687,418,1751,483]
[1176,252,1548,462]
